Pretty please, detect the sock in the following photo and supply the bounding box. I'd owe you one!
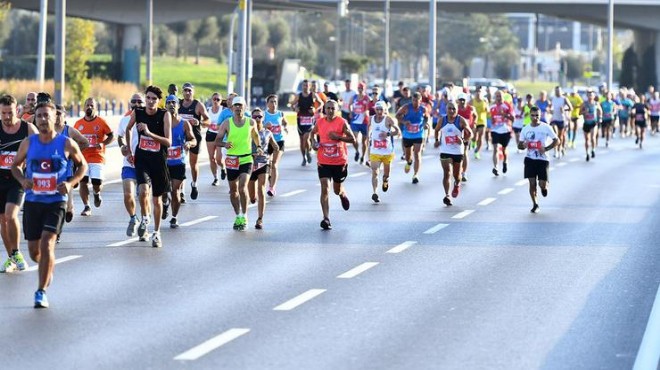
[191,182,197,187]
[11,249,18,255]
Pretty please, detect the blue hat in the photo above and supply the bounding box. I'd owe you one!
[166,94,178,103]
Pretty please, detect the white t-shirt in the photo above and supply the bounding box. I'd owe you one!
[551,96,567,122]
[340,90,356,113]
[117,114,139,168]
[207,106,223,132]
[520,123,558,162]
[649,98,660,117]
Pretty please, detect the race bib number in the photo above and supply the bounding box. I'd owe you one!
[225,156,239,170]
[527,141,543,150]
[321,143,339,158]
[268,125,282,135]
[492,116,504,126]
[208,123,218,132]
[585,113,595,121]
[299,116,314,126]
[0,151,16,170]
[32,172,57,195]
[373,139,388,149]
[406,123,420,134]
[444,136,462,145]
[139,137,161,152]
[354,105,365,114]
[167,146,182,161]
[84,134,99,147]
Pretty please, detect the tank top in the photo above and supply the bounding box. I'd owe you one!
[226,117,253,167]
[601,100,615,121]
[297,93,314,117]
[0,120,29,184]
[650,99,660,117]
[264,110,285,142]
[633,103,647,123]
[178,99,201,135]
[351,95,371,125]
[167,119,186,166]
[207,106,223,133]
[472,99,489,125]
[252,129,273,171]
[25,134,68,203]
[536,100,549,121]
[134,108,168,162]
[316,116,348,166]
[512,105,524,129]
[439,115,464,155]
[59,125,75,178]
[457,106,474,127]
[369,116,394,156]
[402,103,425,139]
[583,103,597,124]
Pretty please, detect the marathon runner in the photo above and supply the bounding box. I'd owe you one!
[535,91,550,122]
[396,92,430,184]
[75,98,114,216]
[517,106,559,213]
[600,92,617,148]
[117,93,149,238]
[580,90,602,161]
[0,95,38,273]
[512,97,526,152]
[566,89,584,148]
[311,100,355,230]
[489,91,514,176]
[368,101,400,203]
[165,95,196,229]
[648,91,660,135]
[248,108,279,229]
[349,82,371,165]
[616,90,634,138]
[434,101,472,206]
[339,79,356,123]
[18,92,37,122]
[125,85,172,248]
[214,96,262,231]
[291,80,321,166]
[263,94,289,197]
[456,93,476,182]
[178,82,209,200]
[472,87,489,159]
[323,81,338,102]
[205,92,225,186]
[11,100,88,308]
[633,94,649,149]
[549,86,572,157]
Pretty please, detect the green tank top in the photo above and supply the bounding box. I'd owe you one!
[227,116,253,164]
[523,105,532,126]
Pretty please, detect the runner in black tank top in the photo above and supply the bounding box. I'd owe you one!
[178,83,209,200]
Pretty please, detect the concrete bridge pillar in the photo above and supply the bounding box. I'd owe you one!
[122,24,142,86]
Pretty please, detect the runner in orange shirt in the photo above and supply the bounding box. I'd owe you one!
[74,98,114,216]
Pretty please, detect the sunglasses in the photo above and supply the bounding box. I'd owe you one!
[131,99,143,104]
[530,114,540,117]
[183,89,192,93]
[213,98,221,101]
[252,115,263,119]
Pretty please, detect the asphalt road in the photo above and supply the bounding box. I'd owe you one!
[1,127,659,370]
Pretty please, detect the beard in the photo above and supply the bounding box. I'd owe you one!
[85,108,94,117]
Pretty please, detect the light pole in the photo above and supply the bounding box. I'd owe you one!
[384,0,390,86]
[607,0,614,90]
[429,0,437,92]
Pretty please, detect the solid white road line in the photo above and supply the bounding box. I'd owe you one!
[387,241,417,254]
[515,180,528,186]
[180,216,218,227]
[280,189,307,197]
[423,223,449,234]
[348,172,368,178]
[25,255,82,272]
[477,197,497,206]
[273,289,326,311]
[633,284,660,370]
[174,328,251,361]
[498,188,515,195]
[337,262,379,279]
[452,210,475,219]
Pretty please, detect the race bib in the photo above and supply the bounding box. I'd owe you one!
[444,136,462,145]
[225,156,239,170]
[321,143,339,158]
[299,116,314,126]
[527,141,543,150]
[354,105,365,114]
[139,137,161,152]
[406,123,420,134]
[636,114,645,121]
[585,113,595,121]
[0,151,16,170]
[373,139,388,149]
[32,172,57,195]
[603,113,612,119]
[492,116,504,126]
[268,125,282,135]
[167,146,183,161]
[84,134,99,147]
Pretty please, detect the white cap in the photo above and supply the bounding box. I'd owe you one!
[374,101,388,110]
[457,93,468,101]
[232,96,246,106]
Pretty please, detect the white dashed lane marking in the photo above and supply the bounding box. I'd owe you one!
[452,210,475,219]
[280,189,307,197]
[423,223,449,234]
[498,188,515,195]
[386,241,417,254]
[174,328,251,361]
[477,197,497,206]
[337,262,379,279]
[273,289,327,311]
[25,255,82,272]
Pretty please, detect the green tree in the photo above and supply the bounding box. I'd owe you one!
[0,2,10,50]
[251,18,268,49]
[619,46,637,89]
[563,53,585,83]
[493,46,519,80]
[439,54,462,81]
[190,17,219,64]
[167,21,190,58]
[267,17,290,56]
[340,53,369,75]
[66,18,96,102]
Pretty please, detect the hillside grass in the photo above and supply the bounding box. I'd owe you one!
[140,56,230,99]
[512,80,558,97]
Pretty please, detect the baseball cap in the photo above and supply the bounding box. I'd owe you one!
[232,96,246,106]
[166,94,178,103]
[457,93,468,101]
[374,101,388,110]
[182,82,194,90]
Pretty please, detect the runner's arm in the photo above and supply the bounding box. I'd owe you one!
[183,120,197,150]
[10,138,31,189]
[197,102,210,128]
[461,116,473,142]
[125,111,136,155]
[63,138,88,192]
[250,120,262,149]
[214,120,230,148]
[68,127,90,150]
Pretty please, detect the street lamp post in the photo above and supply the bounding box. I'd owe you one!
[607,0,614,90]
